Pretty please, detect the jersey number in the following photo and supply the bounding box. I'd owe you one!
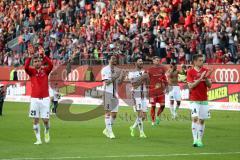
[192,108,197,114]
[31,110,36,116]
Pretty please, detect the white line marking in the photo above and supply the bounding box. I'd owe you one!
[1,152,240,160]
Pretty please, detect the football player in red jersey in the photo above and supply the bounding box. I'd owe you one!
[25,48,53,145]
[187,54,213,147]
[148,56,168,126]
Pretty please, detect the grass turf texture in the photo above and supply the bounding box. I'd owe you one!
[0,102,239,160]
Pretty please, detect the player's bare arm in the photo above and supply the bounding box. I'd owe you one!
[118,70,129,84]
[205,78,212,88]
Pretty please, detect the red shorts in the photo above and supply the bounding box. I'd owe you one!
[149,95,165,105]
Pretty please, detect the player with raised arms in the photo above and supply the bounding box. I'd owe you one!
[24,46,53,145]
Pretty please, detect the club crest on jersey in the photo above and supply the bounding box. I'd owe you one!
[36,70,46,77]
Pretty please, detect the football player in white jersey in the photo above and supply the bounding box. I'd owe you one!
[101,55,125,139]
[128,58,149,138]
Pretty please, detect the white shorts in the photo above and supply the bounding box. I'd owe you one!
[133,98,148,112]
[168,86,181,101]
[190,102,211,120]
[29,97,50,119]
[103,93,119,112]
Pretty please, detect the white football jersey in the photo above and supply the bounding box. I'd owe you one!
[128,70,147,98]
[101,65,120,98]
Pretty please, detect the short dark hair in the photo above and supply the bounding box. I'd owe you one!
[108,54,116,60]
[134,57,142,62]
[152,56,160,60]
[192,54,203,62]
[33,55,39,59]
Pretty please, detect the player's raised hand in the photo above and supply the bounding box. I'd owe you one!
[39,46,45,56]
[28,44,35,57]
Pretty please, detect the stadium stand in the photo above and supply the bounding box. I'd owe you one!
[0,0,239,66]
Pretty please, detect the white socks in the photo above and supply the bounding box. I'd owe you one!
[198,123,205,141]
[132,117,139,128]
[137,117,144,132]
[110,116,115,126]
[105,115,112,132]
[192,121,198,142]
[192,121,205,142]
[132,116,144,133]
[33,124,41,141]
[170,104,176,118]
[44,122,50,134]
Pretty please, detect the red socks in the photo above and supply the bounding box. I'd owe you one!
[151,106,156,122]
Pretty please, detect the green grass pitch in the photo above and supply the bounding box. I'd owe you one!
[0,102,239,160]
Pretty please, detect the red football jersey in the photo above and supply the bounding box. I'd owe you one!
[187,67,210,101]
[147,66,168,97]
[25,56,53,98]
[215,50,224,64]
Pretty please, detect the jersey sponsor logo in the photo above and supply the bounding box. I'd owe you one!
[214,69,239,83]
[62,69,79,81]
[17,69,29,80]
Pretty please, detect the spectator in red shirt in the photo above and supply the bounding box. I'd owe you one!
[163,14,170,29]
[0,0,239,66]
[184,10,193,29]
[215,46,224,64]
[36,1,43,15]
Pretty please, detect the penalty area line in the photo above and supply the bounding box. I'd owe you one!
[1,152,240,160]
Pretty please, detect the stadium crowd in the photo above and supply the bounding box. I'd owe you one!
[0,0,239,67]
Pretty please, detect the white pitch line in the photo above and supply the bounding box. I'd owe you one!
[1,152,240,160]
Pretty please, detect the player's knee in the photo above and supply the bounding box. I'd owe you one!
[142,112,147,120]
[111,113,117,119]
[151,105,156,109]
[34,118,39,124]
[161,105,165,109]
[177,101,181,106]
[199,119,205,125]
[43,119,49,124]
[105,112,111,117]
[192,118,198,123]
